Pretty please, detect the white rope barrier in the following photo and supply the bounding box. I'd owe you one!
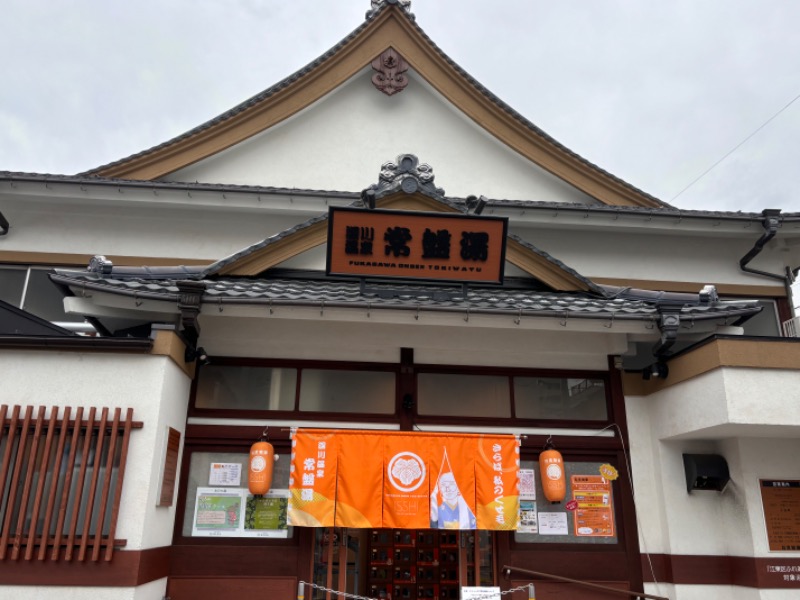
[298,581,536,600]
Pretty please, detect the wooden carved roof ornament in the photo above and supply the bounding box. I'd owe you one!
[371,48,410,96]
[366,0,413,20]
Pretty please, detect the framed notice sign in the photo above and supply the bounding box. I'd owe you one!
[571,474,615,537]
[192,488,289,538]
[760,480,800,551]
[327,207,508,284]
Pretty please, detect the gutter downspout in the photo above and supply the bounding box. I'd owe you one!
[739,209,787,282]
[739,208,798,318]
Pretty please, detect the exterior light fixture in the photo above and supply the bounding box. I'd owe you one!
[642,361,669,380]
[185,346,210,365]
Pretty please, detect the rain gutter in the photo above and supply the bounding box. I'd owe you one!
[0,336,153,352]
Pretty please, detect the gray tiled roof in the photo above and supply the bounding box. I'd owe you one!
[200,213,330,277]
[50,271,761,323]
[77,4,668,208]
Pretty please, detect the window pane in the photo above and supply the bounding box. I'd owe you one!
[514,377,607,420]
[195,365,297,410]
[417,373,510,417]
[299,369,395,414]
[23,269,85,322]
[0,267,26,306]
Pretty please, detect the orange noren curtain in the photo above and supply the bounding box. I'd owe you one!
[289,429,519,530]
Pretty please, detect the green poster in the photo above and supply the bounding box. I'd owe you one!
[245,495,288,531]
[194,493,242,530]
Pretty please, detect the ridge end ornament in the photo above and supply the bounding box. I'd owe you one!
[371,48,409,96]
[366,0,413,20]
[367,153,445,201]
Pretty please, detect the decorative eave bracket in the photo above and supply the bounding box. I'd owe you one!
[176,280,206,348]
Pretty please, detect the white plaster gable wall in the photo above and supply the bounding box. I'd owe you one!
[0,350,191,550]
[165,70,596,204]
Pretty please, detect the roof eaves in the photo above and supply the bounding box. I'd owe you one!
[199,212,331,278]
[48,272,762,324]
[400,18,671,209]
[77,4,668,209]
[506,233,605,296]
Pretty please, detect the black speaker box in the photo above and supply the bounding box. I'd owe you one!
[683,454,730,492]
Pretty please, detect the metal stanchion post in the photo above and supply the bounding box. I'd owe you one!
[298,581,305,600]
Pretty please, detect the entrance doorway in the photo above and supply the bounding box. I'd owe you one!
[311,528,495,600]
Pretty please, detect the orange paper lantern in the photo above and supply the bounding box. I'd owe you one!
[249,440,274,495]
[539,443,566,503]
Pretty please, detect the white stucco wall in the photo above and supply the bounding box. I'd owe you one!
[627,366,800,599]
[509,224,791,289]
[0,349,192,550]
[3,579,167,600]
[644,583,800,600]
[165,70,595,204]
[0,191,315,261]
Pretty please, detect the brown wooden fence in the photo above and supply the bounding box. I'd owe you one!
[0,405,141,562]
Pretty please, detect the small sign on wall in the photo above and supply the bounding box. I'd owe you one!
[209,462,242,487]
[157,427,181,507]
[760,480,800,551]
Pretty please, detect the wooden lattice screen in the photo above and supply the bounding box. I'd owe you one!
[0,405,142,562]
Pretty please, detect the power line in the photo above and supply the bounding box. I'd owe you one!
[670,89,800,202]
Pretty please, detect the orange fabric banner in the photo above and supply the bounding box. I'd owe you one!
[289,429,519,530]
[428,435,477,530]
[288,430,338,527]
[475,435,520,530]
[335,433,383,527]
[381,435,437,529]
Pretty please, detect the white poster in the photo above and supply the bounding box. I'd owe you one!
[519,468,536,500]
[209,462,242,487]
[461,587,501,600]
[518,500,538,534]
[538,511,568,535]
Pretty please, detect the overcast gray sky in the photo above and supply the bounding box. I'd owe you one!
[1,0,798,213]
